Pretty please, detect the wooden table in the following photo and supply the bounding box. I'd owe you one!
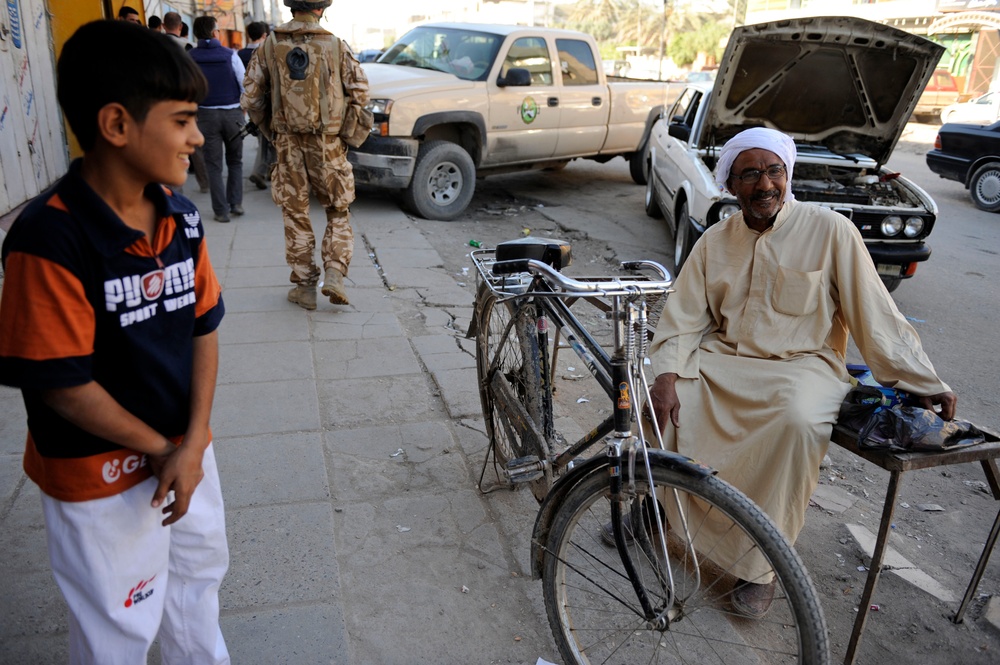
[829,423,1000,665]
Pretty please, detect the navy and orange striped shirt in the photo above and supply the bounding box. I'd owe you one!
[0,160,225,501]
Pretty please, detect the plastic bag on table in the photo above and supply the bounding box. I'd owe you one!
[858,405,987,452]
[837,385,889,435]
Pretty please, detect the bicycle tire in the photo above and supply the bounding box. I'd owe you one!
[475,287,552,494]
[541,460,829,664]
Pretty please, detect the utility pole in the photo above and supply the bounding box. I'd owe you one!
[657,0,670,81]
[734,0,747,27]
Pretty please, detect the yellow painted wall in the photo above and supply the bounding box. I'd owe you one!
[48,1,145,158]
[48,0,109,158]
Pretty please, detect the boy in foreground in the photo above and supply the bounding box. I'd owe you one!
[0,21,230,663]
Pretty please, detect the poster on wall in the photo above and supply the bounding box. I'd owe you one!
[7,0,21,49]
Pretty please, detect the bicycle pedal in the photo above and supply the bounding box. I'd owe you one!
[506,456,545,483]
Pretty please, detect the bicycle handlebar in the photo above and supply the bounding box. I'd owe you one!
[491,258,672,295]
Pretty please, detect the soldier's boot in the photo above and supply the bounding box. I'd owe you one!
[321,268,349,305]
[287,284,317,311]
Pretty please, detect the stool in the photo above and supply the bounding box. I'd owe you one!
[829,423,1000,665]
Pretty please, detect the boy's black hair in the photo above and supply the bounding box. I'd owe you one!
[193,16,216,41]
[148,15,162,30]
[180,22,189,37]
[117,6,139,19]
[57,21,207,151]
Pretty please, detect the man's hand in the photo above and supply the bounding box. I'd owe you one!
[916,391,958,421]
[646,373,681,429]
[150,440,206,526]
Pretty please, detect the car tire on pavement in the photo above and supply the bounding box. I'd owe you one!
[629,133,650,186]
[969,161,1000,212]
[673,199,695,271]
[644,170,663,218]
[880,276,902,293]
[404,140,476,220]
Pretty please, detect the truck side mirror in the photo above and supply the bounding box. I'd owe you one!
[498,68,531,87]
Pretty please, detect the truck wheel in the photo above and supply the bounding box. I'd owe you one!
[404,140,476,220]
[969,162,1000,212]
[644,171,662,218]
[673,200,694,271]
[629,134,650,186]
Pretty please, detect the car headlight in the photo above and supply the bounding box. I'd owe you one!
[903,216,924,238]
[881,215,903,237]
[366,99,393,136]
[717,203,740,222]
[366,99,393,115]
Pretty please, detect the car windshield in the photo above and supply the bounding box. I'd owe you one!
[380,27,503,81]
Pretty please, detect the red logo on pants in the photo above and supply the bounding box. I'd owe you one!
[124,575,156,608]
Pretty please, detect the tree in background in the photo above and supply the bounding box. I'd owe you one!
[554,0,733,75]
[669,18,730,67]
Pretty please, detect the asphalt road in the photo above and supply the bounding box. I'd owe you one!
[885,132,1000,432]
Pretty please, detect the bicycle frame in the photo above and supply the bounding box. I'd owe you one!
[471,242,831,664]
[474,249,707,622]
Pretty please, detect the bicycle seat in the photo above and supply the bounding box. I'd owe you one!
[495,237,572,271]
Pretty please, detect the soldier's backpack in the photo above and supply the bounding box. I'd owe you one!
[265,30,344,134]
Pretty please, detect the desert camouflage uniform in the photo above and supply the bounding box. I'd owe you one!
[241,13,368,285]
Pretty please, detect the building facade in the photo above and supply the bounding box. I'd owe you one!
[0,0,268,219]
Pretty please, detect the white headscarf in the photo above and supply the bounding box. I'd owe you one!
[714,127,796,202]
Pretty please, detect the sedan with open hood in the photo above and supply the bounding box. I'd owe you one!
[644,16,943,292]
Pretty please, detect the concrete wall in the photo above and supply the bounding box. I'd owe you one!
[0,0,70,217]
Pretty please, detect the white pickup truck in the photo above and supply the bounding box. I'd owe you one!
[349,23,674,220]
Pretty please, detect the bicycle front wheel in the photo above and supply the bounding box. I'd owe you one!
[542,461,829,664]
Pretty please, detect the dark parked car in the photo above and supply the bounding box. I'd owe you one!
[926,121,1000,211]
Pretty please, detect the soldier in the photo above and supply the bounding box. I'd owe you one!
[241,0,369,309]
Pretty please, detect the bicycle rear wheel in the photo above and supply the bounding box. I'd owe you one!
[542,460,828,664]
[475,287,550,492]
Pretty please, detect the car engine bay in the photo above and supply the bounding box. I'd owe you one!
[791,163,926,209]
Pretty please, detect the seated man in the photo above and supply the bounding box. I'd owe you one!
[645,126,956,618]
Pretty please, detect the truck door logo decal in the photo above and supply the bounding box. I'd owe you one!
[520,97,538,124]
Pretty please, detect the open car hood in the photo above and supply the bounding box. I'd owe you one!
[700,16,944,166]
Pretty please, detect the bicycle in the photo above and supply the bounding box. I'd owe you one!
[468,237,829,664]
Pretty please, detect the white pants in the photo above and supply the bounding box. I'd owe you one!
[41,444,230,665]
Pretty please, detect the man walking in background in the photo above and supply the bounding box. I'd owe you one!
[117,6,141,24]
[191,15,245,223]
[238,21,276,191]
[242,0,369,308]
[163,12,187,47]
[164,11,209,193]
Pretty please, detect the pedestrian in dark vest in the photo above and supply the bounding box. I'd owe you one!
[190,15,245,222]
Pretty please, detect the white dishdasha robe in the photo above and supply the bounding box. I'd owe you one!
[648,199,949,582]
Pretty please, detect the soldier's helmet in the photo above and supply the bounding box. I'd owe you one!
[284,0,332,8]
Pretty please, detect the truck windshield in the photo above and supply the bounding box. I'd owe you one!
[380,27,502,82]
